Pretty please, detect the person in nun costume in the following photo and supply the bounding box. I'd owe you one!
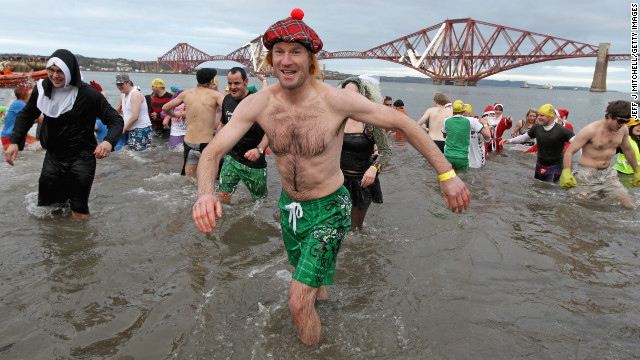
[5,49,124,219]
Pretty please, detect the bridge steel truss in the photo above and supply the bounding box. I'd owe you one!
[155,18,629,84]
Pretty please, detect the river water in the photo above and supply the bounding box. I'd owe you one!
[1,71,638,359]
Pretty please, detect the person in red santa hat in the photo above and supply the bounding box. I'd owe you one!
[489,102,512,152]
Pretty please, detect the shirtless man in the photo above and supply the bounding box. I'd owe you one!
[560,100,640,209]
[192,9,470,346]
[417,92,452,152]
[162,68,224,177]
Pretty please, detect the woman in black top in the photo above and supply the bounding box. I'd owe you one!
[338,77,391,229]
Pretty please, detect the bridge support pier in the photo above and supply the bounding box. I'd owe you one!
[444,80,454,85]
[433,79,442,85]
[467,81,477,86]
[455,80,466,86]
[590,43,609,92]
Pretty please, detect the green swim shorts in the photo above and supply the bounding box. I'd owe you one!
[278,186,352,287]
[218,154,268,199]
[446,156,469,171]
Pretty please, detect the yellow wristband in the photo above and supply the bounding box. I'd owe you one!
[438,170,456,182]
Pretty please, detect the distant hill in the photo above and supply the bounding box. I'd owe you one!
[378,75,591,91]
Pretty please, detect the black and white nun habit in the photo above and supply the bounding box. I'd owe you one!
[36,49,83,118]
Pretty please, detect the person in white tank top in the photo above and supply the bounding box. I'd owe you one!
[116,73,152,151]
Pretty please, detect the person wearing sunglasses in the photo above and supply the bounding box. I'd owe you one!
[560,100,640,209]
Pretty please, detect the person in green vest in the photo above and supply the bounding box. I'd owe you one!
[613,117,640,174]
[442,100,491,170]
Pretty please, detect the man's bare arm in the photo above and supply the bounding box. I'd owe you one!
[563,125,593,169]
[192,95,262,232]
[337,89,469,212]
[417,108,431,126]
[162,95,185,119]
[197,95,261,197]
[123,91,143,131]
[620,131,639,170]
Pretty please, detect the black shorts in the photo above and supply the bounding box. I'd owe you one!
[38,151,96,214]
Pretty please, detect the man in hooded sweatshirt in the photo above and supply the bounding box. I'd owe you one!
[5,49,124,219]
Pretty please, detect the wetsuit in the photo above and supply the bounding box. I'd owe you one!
[527,123,574,182]
[11,83,123,214]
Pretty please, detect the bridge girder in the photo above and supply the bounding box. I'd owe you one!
[152,19,629,83]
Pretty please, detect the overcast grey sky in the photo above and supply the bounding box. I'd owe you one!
[2,0,634,91]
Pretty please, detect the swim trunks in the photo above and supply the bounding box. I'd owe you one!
[128,126,152,151]
[571,164,629,200]
[38,151,96,214]
[446,157,469,171]
[218,154,268,199]
[279,186,352,287]
[183,141,206,165]
[535,162,562,182]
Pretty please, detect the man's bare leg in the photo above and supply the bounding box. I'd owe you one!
[288,279,321,345]
[615,190,636,209]
[218,192,232,204]
[316,285,328,301]
[184,164,197,178]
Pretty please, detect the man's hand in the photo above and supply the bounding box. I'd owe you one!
[499,139,510,145]
[440,176,470,213]
[560,168,576,189]
[4,144,18,166]
[94,141,113,159]
[193,194,223,233]
[244,148,261,162]
[631,167,640,187]
[361,166,377,188]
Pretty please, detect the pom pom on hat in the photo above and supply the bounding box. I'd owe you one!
[291,8,304,20]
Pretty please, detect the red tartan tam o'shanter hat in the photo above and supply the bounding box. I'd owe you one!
[262,8,323,54]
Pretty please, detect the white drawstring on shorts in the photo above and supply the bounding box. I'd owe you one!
[284,202,303,234]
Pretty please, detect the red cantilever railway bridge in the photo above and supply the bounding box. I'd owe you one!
[146,18,629,91]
